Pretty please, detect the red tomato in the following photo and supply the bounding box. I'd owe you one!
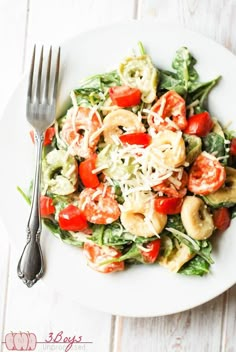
[184,112,213,137]
[119,133,152,147]
[188,152,226,195]
[109,86,141,107]
[213,207,231,231]
[154,197,183,214]
[140,239,161,263]
[30,127,55,146]
[83,242,125,273]
[58,204,88,231]
[78,155,100,188]
[40,196,55,217]
[230,138,236,156]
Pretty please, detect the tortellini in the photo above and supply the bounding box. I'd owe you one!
[42,149,78,195]
[120,192,167,237]
[119,55,158,104]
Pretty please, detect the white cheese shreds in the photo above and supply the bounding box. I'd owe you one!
[89,126,105,143]
[144,216,160,238]
[92,164,110,174]
[91,189,103,200]
[96,128,186,198]
[217,155,229,161]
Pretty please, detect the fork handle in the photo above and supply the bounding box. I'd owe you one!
[17,132,44,287]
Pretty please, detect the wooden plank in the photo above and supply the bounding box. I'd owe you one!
[221,286,236,351]
[139,0,236,54]
[117,1,236,352]
[26,0,136,49]
[118,294,225,352]
[2,246,113,352]
[0,222,10,347]
[0,0,28,348]
[2,2,136,352]
[0,0,28,105]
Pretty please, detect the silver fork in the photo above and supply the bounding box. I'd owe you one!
[17,46,60,287]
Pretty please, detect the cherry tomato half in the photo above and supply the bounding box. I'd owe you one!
[58,204,88,231]
[184,111,213,137]
[119,133,152,147]
[230,138,236,156]
[40,196,55,217]
[109,86,141,107]
[188,152,226,195]
[213,207,231,231]
[83,242,125,273]
[140,239,161,263]
[78,155,100,188]
[154,197,183,214]
[30,127,55,145]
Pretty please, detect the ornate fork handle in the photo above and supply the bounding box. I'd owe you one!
[17,132,44,287]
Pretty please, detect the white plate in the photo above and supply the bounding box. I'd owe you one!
[1,20,236,317]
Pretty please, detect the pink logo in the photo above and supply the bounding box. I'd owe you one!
[3,331,92,351]
[5,332,37,351]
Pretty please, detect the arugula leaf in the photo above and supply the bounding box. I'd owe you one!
[178,239,213,276]
[73,70,121,107]
[188,76,221,108]
[158,47,220,110]
[43,218,83,247]
[17,186,31,205]
[90,223,132,247]
[159,70,186,96]
[202,132,226,159]
[79,70,120,89]
[98,243,143,267]
[196,240,214,264]
[178,255,210,276]
[73,88,104,107]
[163,215,214,265]
[165,215,186,233]
[91,222,157,247]
[172,47,198,91]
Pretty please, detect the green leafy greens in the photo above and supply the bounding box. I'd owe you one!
[159,47,221,111]
[161,215,214,276]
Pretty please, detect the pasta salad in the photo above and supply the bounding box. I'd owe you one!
[21,43,236,276]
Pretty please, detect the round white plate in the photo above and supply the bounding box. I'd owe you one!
[1,20,236,317]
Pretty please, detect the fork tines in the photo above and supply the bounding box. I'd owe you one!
[27,45,60,104]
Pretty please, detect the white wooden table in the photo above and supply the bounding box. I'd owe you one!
[1,1,236,351]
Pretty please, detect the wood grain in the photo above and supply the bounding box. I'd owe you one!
[3,246,113,351]
[0,0,27,347]
[1,2,135,352]
[0,223,10,347]
[0,0,28,106]
[25,0,136,49]
[1,1,236,352]
[222,286,236,351]
[117,294,226,352]
[140,0,236,54]
[117,1,236,352]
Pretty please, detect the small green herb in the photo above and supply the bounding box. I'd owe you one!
[203,132,226,160]
[179,255,210,276]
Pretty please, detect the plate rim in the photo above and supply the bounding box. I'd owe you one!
[1,19,236,317]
